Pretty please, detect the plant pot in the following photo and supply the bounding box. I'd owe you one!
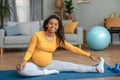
[66,15,72,20]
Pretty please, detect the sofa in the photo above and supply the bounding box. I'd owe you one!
[0,20,83,54]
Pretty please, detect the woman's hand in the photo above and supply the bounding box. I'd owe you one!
[89,54,99,62]
[16,60,27,72]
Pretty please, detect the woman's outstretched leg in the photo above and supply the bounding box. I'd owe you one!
[44,57,104,73]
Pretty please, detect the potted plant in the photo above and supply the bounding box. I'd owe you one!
[64,0,74,20]
[0,0,11,29]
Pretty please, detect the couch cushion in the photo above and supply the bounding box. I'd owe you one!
[6,21,30,35]
[39,20,44,27]
[4,25,21,36]
[18,21,41,35]
[29,21,41,35]
[62,20,72,26]
[65,34,78,42]
[64,21,78,34]
[6,21,40,35]
[4,36,31,45]
[18,22,30,35]
[6,21,17,26]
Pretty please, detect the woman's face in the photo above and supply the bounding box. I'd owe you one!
[46,18,59,33]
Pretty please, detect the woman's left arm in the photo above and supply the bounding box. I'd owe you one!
[60,40,99,61]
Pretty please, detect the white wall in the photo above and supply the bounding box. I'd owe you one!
[73,0,120,30]
[43,0,120,44]
[43,0,55,19]
[43,0,120,28]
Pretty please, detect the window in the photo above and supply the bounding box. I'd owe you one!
[15,0,30,22]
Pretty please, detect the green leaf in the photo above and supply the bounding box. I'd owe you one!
[64,0,74,14]
[0,0,12,28]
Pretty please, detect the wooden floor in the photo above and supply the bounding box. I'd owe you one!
[0,44,120,80]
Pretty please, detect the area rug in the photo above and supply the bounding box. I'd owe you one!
[0,63,120,80]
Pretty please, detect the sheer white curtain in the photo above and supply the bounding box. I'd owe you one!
[15,0,30,22]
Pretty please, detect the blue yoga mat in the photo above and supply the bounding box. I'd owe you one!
[0,63,120,80]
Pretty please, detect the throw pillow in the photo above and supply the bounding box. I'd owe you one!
[6,21,17,26]
[28,21,40,35]
[64,21,78,34]
[62,20,72,26]
[4,25,21,36]
[18,22,30,35]
[18,21,41,35]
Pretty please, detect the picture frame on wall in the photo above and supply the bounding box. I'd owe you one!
[77,0,91,4]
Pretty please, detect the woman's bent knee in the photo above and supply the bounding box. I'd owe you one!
[17,69,30,77]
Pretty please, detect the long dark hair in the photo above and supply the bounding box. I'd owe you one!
[43,15,65,44]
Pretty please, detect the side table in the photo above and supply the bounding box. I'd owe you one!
[82,29,87,49]
[108,27,120,45]
[0,48,3,55]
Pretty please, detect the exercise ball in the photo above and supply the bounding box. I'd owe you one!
[86,26,111,50]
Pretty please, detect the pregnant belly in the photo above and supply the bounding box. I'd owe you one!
[32,51,52,67]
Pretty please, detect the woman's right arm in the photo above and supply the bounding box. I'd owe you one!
[17,32,38,71]
[23,32,38,61]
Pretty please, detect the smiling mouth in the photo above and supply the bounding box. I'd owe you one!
[51,28,56,31]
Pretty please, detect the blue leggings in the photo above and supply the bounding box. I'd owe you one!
[18,60,97,76]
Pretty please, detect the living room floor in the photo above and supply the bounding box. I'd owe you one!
[0,44,120,80]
